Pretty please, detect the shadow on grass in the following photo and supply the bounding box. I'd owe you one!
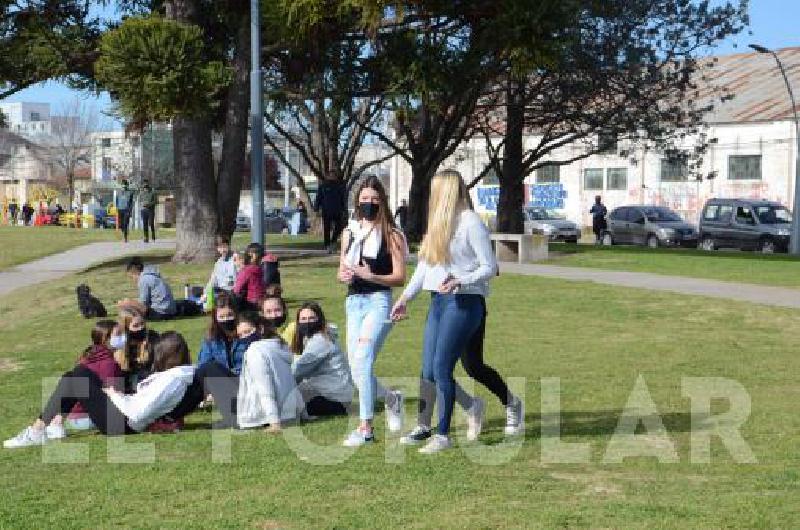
[82,252,175,274]
[479,409,693,440]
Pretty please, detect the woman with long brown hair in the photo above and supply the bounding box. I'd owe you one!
[337,176,407,447]
[112,306,159,393]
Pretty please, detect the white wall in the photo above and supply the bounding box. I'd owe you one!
[388,119,798,228]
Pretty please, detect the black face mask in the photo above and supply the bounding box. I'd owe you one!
[129,329,147,342]
[359,202,380,221]
[297,320,322,340]
[219,319,236,333]
[265,314,287,329]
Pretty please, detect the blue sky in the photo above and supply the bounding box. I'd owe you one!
[3,0,798,131]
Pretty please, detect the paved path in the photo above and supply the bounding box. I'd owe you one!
[0,240,176,297]
[499,262,800,309]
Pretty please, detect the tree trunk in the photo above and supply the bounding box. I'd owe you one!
[173,116,218,262]
[497,79,525,234]
[405,162,435,242]
[167,0,218,262]
[216,11,250,239]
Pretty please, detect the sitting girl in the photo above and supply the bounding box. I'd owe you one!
[112,306,160,393]
[66,320,124,431]
[197,292,258,376]
[4,332,195,448]
[290,302,354,417]
[236,312,299,432]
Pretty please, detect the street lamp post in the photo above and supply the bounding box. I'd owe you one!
[749,44,800,255]
[250,0,265,246]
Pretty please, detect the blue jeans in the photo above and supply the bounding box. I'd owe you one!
[345,290,393,421]
[422,293,484,436]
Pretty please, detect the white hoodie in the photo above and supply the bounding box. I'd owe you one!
[107,365,195,432]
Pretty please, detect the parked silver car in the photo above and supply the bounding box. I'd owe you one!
[603,205,698,248]
[524,207,581,243]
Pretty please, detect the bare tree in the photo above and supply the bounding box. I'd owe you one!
[41,97,97,208]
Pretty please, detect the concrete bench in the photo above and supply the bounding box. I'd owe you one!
[490,233,548,263]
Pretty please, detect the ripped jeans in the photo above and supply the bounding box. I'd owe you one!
[345,290,393,421]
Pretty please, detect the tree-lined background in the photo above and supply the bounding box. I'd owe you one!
[1,0,748,260]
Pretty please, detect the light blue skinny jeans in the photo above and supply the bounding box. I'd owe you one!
[345,290,393,421]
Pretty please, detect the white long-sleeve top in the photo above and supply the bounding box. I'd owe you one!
[107,365,195,432]
[401,209,497,301]
[237,338,300,428]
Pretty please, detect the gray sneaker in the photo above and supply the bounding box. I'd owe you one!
[504,397,525,436]
[4,426,47,449]
[400,425,432,445]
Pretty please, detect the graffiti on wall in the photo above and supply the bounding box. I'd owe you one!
[528,184,567,209]
[476,185,500,211]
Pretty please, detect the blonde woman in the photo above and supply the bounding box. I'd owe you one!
[390,169,521,454]
[111,306,159,393]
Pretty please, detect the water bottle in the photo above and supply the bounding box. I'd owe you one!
[184,283,190,299]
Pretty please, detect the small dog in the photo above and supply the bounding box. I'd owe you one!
[76,284,107,318]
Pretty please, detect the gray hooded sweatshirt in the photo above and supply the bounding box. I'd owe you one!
[138,265,177,316]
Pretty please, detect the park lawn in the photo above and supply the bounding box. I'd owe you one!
[548,242,800,288]
[232,231,324,251]
[0,226,136,271]
[0,254,798,528]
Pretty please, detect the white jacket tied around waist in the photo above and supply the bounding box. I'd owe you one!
[237,338,300,428]
[401,209,497,301]
[107,365,196,432]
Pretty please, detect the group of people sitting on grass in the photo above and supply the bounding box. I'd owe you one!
[5,170,525,454]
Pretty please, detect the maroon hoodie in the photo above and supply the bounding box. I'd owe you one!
[69,345,124,417]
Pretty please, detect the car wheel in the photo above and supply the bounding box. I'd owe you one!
[760,238,776,254]
[601,232,614,246]
[646,235,659,249]
[700,237,716,251]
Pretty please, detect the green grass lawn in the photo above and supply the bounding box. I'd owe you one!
[548,243,800,288]
[0,252,798,528]
[232,231,323,251]
[0,226,133,271]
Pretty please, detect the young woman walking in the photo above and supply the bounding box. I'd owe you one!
[338,176,406,447]
[391,169,523,454]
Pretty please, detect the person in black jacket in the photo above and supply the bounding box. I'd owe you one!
[589,195,608,245]
[313,179,347,252]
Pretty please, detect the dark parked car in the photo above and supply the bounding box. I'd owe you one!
[698,198,792,253]
[602,205,698,248]
[524,207,581,243]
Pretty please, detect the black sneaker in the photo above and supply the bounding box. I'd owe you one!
[399,425,432,445]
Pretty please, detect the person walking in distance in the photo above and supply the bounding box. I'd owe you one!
[8,199,18,226]
[394,199,408,231]
[139,179,157,243]
[314,179,346,252]
[590,195,608,245]
[116,179,136,243]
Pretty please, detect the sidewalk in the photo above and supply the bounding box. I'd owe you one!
[499,262,800,309]
[0,239,175,297]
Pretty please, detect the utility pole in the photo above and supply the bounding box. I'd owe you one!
[750,44,800,255]
[250,0,265,246]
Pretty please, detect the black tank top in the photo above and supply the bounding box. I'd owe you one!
[348,232,393,295]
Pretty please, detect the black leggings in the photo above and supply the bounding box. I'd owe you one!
[168,362,240,427]
[460,297,512,406]
[41,365,132,435]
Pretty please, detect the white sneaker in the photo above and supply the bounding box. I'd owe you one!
[65,416,95,431]
[386,390,404,433]
[418,434,452,454]
[45,424,67,440]
[342,429,375,447]
[504,397,525,436]
[466,397,485,441]
[4,426,47,449]
[400,425,432,445]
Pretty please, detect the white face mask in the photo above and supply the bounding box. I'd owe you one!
[109,334,126,350]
